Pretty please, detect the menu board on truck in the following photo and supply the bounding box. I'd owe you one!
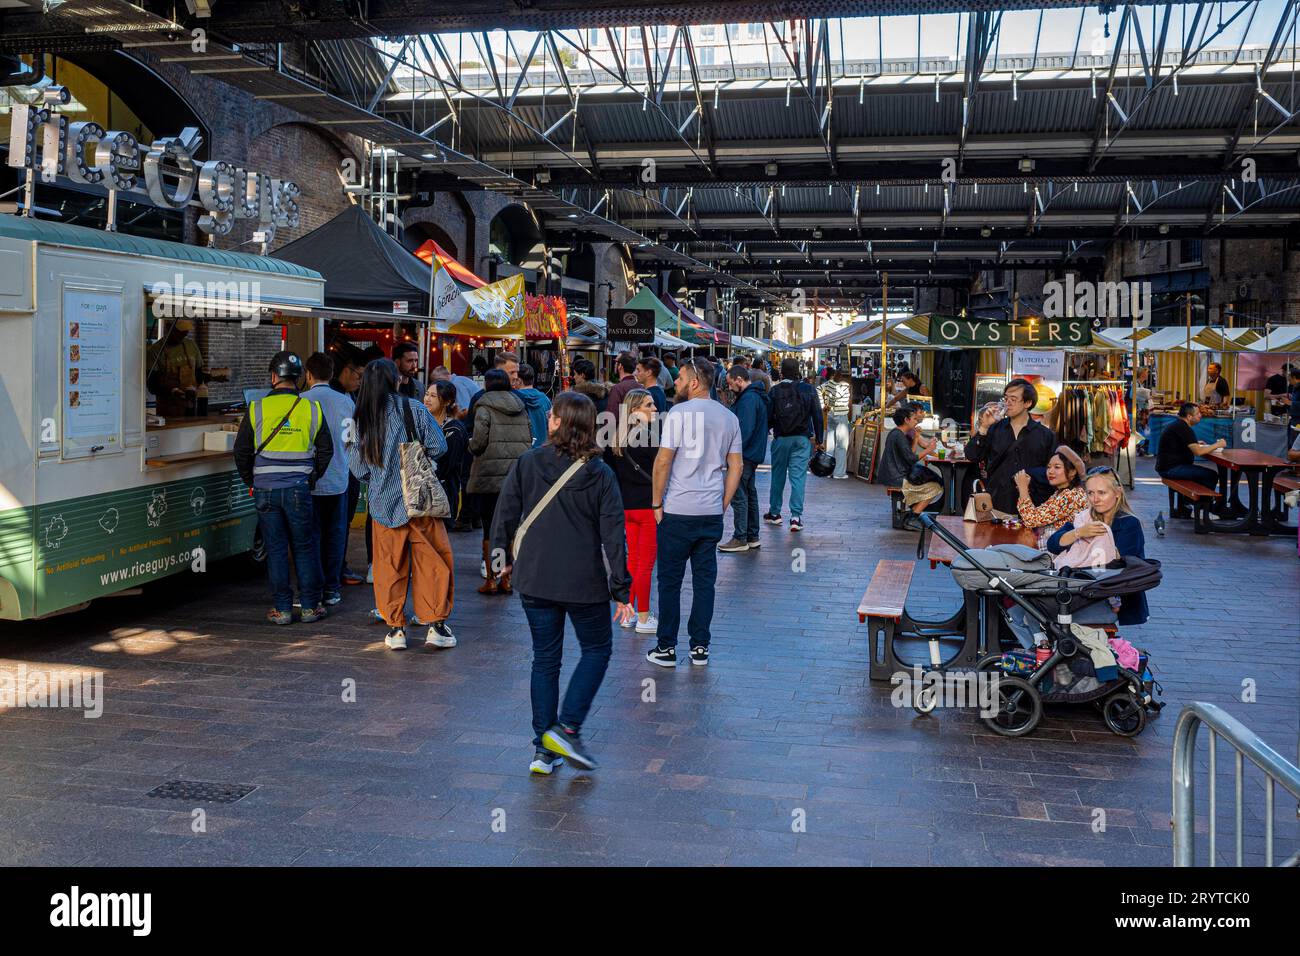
[62,288,122,458]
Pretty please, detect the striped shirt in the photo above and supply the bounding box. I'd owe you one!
[819,379,851,417]
[348,395,447,528]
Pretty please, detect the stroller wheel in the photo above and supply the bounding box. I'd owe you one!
[976,653,1003,673]
[982,675,1042,738]
[913,681,941,715]
[1102,692,1147,737]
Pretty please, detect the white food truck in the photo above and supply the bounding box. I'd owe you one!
[0,213,326,621]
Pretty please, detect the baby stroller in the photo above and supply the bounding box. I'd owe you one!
[914,514,1164,738]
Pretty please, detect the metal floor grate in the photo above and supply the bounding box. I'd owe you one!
[146,780,257,804]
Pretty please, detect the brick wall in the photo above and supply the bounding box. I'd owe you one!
[1105,238,1300,324]
[198,323,284,406]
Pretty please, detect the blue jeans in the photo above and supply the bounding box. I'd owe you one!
[731,460,760,541]
[655,512,724,649]
[312,491,349,596]
[521,595,612,747]
[253,482,323,612]
[769,434,812,517]
[1159,462,1219,491]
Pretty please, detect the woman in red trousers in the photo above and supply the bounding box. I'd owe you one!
[603,389,660,634]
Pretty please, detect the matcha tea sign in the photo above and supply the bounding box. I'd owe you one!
[6,84,300,244]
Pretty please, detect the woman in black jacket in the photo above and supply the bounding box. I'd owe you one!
[603,388,660,635]
[425,381,468,530]
[491,391,633,775]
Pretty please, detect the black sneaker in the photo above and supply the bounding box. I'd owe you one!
[646,645,677,667]
[690,645,710,666]
[763,512,782,525]
[789,516,804,532]
[529,749,564,775]
[541,724,597,771]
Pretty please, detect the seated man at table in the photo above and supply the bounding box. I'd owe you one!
[877,403,942,531]
[1155,402,1225,507]
[967,377,1056,515]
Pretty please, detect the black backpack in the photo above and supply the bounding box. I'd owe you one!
[770,382,808,436]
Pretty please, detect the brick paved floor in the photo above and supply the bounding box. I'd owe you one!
[1,458,1296,866]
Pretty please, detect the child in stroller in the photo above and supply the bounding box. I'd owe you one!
[915,515,1164,738]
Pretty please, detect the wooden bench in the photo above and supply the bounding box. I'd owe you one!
[858,559,913,681]
[885,486,907,529]
[1273,474,1300,494]
[1161,477,1221,535]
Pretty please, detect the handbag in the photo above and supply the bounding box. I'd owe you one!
[399,398,450,519]
[512,455,588,560]
[963,478,993,523]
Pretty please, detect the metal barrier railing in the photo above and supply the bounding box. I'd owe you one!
[1172,702,1300,867]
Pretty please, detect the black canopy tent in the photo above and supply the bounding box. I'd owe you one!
[272,204,431,314]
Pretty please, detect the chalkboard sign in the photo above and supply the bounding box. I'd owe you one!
[972,373,1008,430]
[855,414,881,481]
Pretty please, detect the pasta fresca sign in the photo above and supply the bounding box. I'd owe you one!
[7,86,300,241]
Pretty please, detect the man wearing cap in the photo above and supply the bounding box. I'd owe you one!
[146,319,228,418]
[234,351,335,626]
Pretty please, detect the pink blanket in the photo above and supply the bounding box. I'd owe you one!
[1052,508,1119,571]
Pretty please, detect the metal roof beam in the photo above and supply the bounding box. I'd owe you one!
[1087,5,1133,172]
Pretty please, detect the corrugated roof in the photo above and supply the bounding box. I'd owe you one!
[0,215,323,280]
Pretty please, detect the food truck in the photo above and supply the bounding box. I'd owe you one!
[0,213,327,621]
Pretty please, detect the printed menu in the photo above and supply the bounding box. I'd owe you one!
[63,289,121,454]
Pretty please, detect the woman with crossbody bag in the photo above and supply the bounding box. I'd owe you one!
[490,392,634,774]
[603,389,661,635]
[348,359,455,651]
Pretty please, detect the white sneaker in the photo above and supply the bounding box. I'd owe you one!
[619,614,637,629]
[365,564,374,584]
[384,627,407,650]
[426,621,457,648]
[635,614,659,634]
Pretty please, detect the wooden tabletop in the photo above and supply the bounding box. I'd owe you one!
[1206,448,1291,470]
[927,514,1039,568]
[923,454,969,465]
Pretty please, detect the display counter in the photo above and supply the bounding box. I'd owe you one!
[1148,413,1289,459]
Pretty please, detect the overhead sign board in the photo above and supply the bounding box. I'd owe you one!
[607,307,656,341]
[7,88,300,242]
[928,316,1092,348]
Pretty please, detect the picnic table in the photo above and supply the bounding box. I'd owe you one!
[858,516,1038,681]
[921,453,972,516]
[1205,448,1294,537]
[924,514,1040,569]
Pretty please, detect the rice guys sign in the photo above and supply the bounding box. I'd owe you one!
[7,87,300,241]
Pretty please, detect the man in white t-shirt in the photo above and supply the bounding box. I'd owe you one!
[646,357,742,668]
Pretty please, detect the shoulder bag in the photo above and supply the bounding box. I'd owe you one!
[399,398,451,519]
[512,455,587,560]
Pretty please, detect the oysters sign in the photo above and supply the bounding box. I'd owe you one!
[7,97,300,241]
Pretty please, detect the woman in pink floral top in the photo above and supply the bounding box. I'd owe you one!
[1014,445,1088,547]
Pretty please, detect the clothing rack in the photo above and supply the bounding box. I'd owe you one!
[1056,380,1135,489]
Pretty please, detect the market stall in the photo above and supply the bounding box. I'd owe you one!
[273,204,435,372]
[0,214,325,621]
[1107,323,1299,460]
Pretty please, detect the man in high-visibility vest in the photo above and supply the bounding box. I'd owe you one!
[234,351,335,625]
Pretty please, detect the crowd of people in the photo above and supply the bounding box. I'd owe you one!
[231,343,855,774]
[231,347,1172,775]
